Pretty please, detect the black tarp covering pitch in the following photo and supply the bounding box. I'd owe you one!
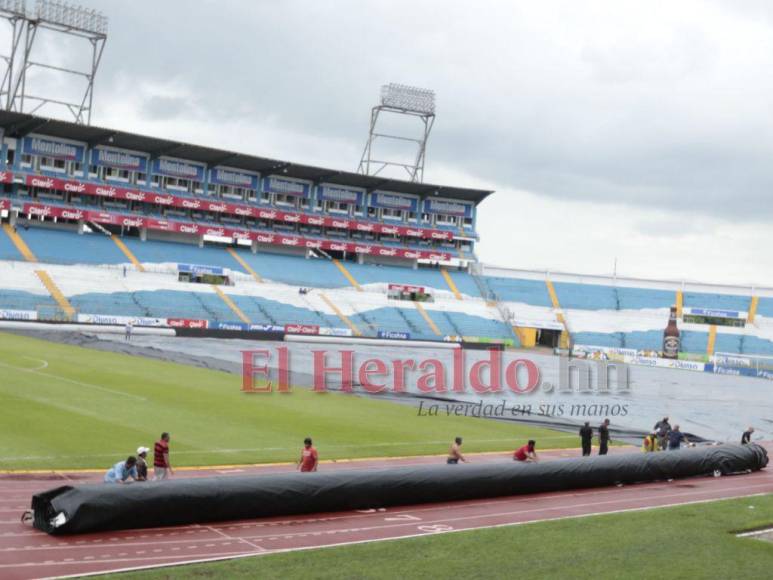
[32,443,768,535]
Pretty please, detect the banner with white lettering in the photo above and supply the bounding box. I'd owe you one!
[91,148,148,172]
[370,192,418,213]
[151,158,205,181]
[264,175,310,197]
[423,198,473,218]
[210,167,259,190]
[317,184,364,205]
[23,137,85,164]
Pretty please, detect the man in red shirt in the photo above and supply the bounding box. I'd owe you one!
[153,432,173,480]
[513,440,539,463]
[298,437,318,472]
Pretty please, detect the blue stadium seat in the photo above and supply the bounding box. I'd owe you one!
[571,332,622,348]
[483,277,552,307]
[237,253,347,287]
[553,282,617,310]
[0,228,23,261]
[16,227,126,265]
[739,335,773,356]
[0,289,55,311]
[616,287,674,310]
[754,297,773,318]
[683,291,750,313]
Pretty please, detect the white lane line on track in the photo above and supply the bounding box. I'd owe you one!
[35,491,773,580]
[204,525,266,553]
[0,361,146,402]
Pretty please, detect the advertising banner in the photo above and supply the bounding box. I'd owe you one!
[76,314,167,327]
[151,158,205,181]
[317,184,364,205]
[91,148,148,173]
[388,283,425,294]
[20,172,454,241]
[683,307,746,320]
[177,263,225,276]
[264,176,310,197]
[23,137,85,163]
[0,309,37,321]
[319,327,355,337]
[20,202,454,261]
[210,167,259,190]
[423,198,473,218]
[370,191,418,213]
[284,324,320,335]
[166,318,209,329]
[377,330,411,340]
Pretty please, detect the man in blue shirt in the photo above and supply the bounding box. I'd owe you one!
[104,456,139,483]
[667,425,689,451]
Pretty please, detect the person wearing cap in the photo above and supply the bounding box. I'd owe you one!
[136,447,149,481]
[298,437,318,472]
[104,456,138,484]
[642,431,659,453]
[654,416,671,451]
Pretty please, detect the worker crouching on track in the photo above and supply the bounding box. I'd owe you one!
[513,440,539,463]
[104,456,138,484]
[642,432,659,453]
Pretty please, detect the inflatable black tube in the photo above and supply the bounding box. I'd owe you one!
[32,443,767,535]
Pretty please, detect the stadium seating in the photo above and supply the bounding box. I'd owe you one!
[483,277,552,307]
[3,225,773,357]
[553,282,618,311]
[683,291,750,313]
[16,228,126,265]
[754,297,773,318]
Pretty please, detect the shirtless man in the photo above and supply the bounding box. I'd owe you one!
[447,436,467,464]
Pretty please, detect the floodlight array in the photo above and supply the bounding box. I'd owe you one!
[380,83,436,115]
[35,0,106,35]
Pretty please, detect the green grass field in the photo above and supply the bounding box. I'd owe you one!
[0,331,574,470]
[103,494,773,580]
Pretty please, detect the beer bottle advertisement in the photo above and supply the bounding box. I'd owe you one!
[663,305,680,359]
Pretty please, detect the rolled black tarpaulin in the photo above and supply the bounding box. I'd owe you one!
[31,443,768,535]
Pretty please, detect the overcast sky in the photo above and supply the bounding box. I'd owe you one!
[11,0,773,286]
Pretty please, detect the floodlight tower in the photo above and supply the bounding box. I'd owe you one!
[9,0,107,124]
[0,0,27,110]
[358,83,436,183]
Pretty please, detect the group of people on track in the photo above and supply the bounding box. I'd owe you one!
[447,436,539,464]
[104,434,319,483]
[103,423,757,482]
[103,432,173,484]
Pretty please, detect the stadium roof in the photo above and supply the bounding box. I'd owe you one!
[0,111,494,205]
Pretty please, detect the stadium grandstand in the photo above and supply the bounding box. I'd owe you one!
[1,110,773,362]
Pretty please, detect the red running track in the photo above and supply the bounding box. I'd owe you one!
[0,444,770,580]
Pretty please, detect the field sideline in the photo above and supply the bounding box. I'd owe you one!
[0,331,574,470]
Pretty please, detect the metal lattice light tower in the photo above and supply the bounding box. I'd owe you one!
[8,0,107,124]
[0,0,27,110]
[358,83,436,183]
